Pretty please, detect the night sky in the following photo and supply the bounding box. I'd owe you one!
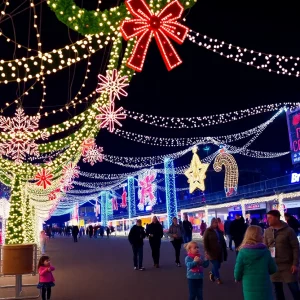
[1,0,300,221]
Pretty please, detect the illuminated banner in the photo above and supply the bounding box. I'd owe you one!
[286,108,300,164]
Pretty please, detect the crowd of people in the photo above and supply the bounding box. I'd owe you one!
[128,211,299,300]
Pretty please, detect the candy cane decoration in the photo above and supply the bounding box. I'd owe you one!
[213,149,239,197]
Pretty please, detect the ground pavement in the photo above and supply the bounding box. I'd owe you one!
[0,236,293,300]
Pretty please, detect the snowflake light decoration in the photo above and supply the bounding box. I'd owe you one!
[96,69,129,101]
[60,162,80,192]
[96,102,126,133]
[82,145,104,166]
[35,168,53,189]
[0,108,44,164]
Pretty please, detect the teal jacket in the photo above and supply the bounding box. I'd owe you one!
[234,244,277,300]
[185,255,209,279]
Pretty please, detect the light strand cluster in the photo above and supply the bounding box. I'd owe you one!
[188,30,300,78]
[124,103,296,128]
[112,111,281,146]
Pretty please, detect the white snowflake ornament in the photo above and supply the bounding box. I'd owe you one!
[96,69,129,102]
[0,108,40,163]
[82,145,104,166]
[96,102,126,132]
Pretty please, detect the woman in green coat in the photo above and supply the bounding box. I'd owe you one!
[234,225,277,300]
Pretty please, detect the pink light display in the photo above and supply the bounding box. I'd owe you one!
[96,69,129,101]
[112,197,118,211]
[96,101,126,133]
[120,188,127,208]
[120,0,189,72]
[138,170,157,210]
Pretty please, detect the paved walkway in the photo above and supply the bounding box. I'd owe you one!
[0,236,293,300]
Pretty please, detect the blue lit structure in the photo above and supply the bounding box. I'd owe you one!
[106,193,113,221]
[127,177,136,219]
[100,191,108,226]
[164,158,178,228]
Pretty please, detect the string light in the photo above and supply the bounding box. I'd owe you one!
[0,34,107,84]
[124,103,298,128]
[112,110,282,147]
[188,30,300,78]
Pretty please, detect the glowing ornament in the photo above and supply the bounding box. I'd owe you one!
[112,197,118,211]
[48,188,60,201]
[96,69,129,101]
[120,188,127,208]
[82,145,104,166]
[60,162,80,192]
[120,0,189,72]
[184,146,209,193]
[81,138,96,155]
[0,108,44,163]
[96,101,126,132]
[35,168,53,189]
[138,170,157,210]
[213,148,239,197]
[94,203,100,217]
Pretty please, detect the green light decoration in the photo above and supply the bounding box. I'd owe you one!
[0,0,196,244]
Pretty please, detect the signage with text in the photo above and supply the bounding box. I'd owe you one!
[291,173,300,183]
[287,108,300,164]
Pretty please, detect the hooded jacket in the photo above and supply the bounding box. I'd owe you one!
[234,244,277,300]
[264,221,299,283]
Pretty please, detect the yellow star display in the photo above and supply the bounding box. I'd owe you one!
[184,146,209,193]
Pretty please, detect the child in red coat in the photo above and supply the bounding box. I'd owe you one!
[37,256,55,300]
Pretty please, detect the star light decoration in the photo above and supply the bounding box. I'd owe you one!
[35,168,53,189]
[96,69,129,101]
[95,69,128,132]
[120,0,189,72]
[184,146,209,193]
[0,108,47,164]
[82,145,104,166]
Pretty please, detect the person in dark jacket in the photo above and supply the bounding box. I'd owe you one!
[203,218,227,284]
[72,226,79,242]
[128,219,146,270]
[182,213,193,243]
[146,216,163,268]
[230,215,248,255]
[88,225,93,238]
[224,216,232,251]
[284,213,300,235]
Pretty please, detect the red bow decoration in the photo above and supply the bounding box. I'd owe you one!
[120,0,189,72]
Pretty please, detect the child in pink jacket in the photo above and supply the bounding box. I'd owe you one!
[37,256,55,300]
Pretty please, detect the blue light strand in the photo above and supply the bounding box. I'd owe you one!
[164,158,178,228]
[106,194,113,221]
[127,176,136,219]
[100,191,108,227]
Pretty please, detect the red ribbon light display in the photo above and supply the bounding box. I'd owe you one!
[120,0,189,72]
